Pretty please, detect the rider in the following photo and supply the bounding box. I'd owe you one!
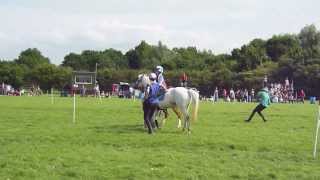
[143,73,161,134]
[180,72,188,87]
[155,65,167,89]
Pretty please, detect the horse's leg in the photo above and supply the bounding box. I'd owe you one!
[183,113,191,134]
[152,110,156,128]
[160,110,167,127]
[186,115,191,134]
[159,109,165,127]
[172,107,182,128]
[177,106,188,132]
[164,109,169,119]
[154,109,160,129]
[177,102,192,134]
[158,109,169,128]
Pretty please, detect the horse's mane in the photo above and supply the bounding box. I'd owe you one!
[138,73,148,78]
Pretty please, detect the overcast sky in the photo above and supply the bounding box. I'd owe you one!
[0,0,319,64]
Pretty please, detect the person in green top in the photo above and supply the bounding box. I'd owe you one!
[245,87,271,122]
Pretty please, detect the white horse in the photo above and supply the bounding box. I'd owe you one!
[135,74,199,133]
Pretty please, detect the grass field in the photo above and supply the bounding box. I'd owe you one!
[0,96,320,179]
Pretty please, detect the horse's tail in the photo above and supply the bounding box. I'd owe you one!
[188,89,199,122]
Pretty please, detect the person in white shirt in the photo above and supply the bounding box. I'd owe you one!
[230,88,235,102]
[94,84,100,98]
[1,82,4,95]
[285,77,290,89]
[214,87,219,102]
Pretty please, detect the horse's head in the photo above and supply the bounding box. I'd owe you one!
[133,74,150,92]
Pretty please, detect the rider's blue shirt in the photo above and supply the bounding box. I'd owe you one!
[147,82,161,105]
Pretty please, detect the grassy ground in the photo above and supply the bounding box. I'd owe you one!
[0,96,319,179]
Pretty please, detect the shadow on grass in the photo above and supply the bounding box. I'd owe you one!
[90,124,146,134]
[89,122,186,135]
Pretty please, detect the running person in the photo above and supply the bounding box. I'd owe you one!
[245,87,271,122]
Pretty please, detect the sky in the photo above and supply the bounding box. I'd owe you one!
[0,0,319,64]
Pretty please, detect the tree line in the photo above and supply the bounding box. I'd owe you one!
[1,24,320,96]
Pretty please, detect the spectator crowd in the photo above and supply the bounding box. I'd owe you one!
[204,78,308,104]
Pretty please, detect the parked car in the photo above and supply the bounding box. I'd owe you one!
[118,82,131,98]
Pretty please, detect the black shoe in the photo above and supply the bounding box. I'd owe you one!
[263,119,267,122]
[245,119,250,122]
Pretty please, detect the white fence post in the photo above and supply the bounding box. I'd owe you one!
[73,93,76,123]
[313,106,320,159]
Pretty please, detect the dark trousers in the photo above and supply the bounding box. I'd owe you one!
[247,104,267,121]
[143,100,157,134]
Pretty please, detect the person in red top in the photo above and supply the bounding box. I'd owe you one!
[222,88,227,101]
[299,89,306,103]
[180,72,188,87]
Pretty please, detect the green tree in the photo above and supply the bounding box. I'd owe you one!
[81,50,102,71]
[15,48,50,68]
[28,64,71,90]
[266,34,302,61]
[102,48,127,69]
[232,39,269,71]
[298,24,320,60]
[0,61,25,88]
[126,49,140,69]
[126,41,160,69]
[62,53,85,70]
